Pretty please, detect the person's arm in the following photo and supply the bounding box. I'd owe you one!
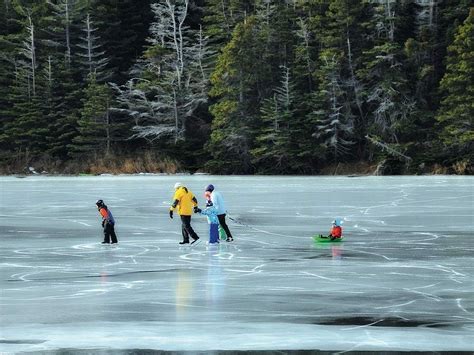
[328,226,334,237]
[191,193,199,213]
[170,199,179,209]
[210,192,218,210]
[169,189,182,218]
[99,208,108,225]
[199,208,209,216]
[170,189,183,210]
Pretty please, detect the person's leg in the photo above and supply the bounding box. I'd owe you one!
[209,223,219,243]
[180,215,190,243]
[103,223,111,243]
[110,224,118,243]
[182,215,199,241]
[218,214,233,241]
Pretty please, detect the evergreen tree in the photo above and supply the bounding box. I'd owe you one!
[0,0,471,174]
[312,50,355,162]
[46,0,88,68]
[0,2,50,161]
[44,61,82,160]
[207,16,269,173]
[203,0,255,46]
[357,0,415,144]
[436,8,474,159]
[321,0,371,154]
[2,65,49,158]
[251,66,297,173]
[90,0,153,84]
[0,1,22,158]
[76,12,110,81]
[70,73,114,157]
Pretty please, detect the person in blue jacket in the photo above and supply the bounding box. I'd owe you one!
[196,197,220,244]
[205,184,234,242]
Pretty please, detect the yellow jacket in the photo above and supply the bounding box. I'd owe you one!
[170,186,198,216]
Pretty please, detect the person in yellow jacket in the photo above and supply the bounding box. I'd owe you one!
[169,182,200,245]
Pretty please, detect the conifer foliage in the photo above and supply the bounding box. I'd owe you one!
[0,1,472,174]
[436,8,474,158]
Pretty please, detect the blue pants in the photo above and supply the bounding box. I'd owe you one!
[209,223,219,243]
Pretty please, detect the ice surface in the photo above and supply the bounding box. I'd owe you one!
[1,175,473,353]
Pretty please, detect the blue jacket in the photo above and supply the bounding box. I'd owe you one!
[210,190,227,215]
[200,205,219,224]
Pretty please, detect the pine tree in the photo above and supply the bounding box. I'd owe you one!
[46,0,87,68]
[312,50,355,162]
[76,12,110,81]
[2,64,49,158]
[90,0,153,84]
[251,65,297,173]
[0,1,22,159]
[70,73,114,157]
[322,0,371,153]
[436,8,474,157]
[357,0,415,144]
[207,15,271,173]
[44,60,82,160]
[0,2,51,162]
[203,0,255,46]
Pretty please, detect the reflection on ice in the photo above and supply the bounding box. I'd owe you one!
[0,175,473,353]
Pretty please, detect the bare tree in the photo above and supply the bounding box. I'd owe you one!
[416,0,438,30]
[16,10,37,98]
[345,35,364,121]
[113,0,211,144]
[296,17,314,91]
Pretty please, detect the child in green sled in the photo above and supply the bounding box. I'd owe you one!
[320,219,343,240]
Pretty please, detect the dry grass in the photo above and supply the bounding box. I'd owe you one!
[452,160,472,175]
[431,164,449,175]
[0,151,182,175]
[87,152,181,175]
[320,162,378,175]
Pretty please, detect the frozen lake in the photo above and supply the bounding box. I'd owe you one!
[1,175,473,353]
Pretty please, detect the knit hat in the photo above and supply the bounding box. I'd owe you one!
[332,218,342,226]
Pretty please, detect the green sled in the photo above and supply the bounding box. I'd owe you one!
[313,235,344,243]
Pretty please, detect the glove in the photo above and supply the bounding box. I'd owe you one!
[195,208,202,213]
[101,220,105,227]
[169,210,173,219]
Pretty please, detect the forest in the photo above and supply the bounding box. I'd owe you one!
[0,0,472,175]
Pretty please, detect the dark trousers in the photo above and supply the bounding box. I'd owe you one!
[218,214,233,239]
[103,223,118,243]
[180,215,199,242]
